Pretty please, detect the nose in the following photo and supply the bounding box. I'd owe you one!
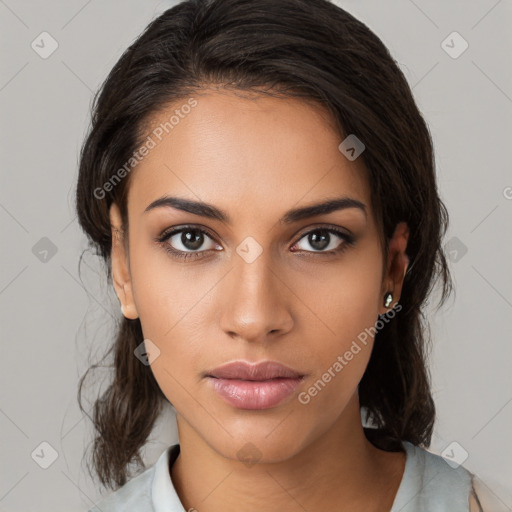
[219,249,294,344]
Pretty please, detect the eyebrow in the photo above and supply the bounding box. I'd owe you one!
[144,195,367,224]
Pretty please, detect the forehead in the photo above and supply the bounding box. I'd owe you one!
[127,91,372,224]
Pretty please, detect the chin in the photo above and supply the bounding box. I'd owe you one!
[207,426,310,466]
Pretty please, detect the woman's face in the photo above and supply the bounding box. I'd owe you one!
[110,90,409,463]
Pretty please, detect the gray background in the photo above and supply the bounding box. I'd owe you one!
[1,0,511,510]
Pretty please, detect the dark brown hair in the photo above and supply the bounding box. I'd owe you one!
[76,0,453,491]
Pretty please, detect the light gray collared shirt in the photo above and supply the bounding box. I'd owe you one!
[88,440,476,511]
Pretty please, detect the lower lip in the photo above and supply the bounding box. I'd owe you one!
[207,377,303,410]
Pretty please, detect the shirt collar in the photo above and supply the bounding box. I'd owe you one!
[151,441,413,511]
[151,444,185,512]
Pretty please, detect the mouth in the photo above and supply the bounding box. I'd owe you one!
[205,360,306,410]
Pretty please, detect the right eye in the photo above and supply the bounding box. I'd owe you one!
[157,226,222,260]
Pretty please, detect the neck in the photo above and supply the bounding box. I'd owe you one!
[170,393,403,512]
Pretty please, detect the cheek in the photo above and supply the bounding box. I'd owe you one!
[292,247,383,401]
[296,246,383,347]
[129,240,211,338]
[127,245,219,395]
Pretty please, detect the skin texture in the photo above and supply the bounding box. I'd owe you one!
[110,90,410,511]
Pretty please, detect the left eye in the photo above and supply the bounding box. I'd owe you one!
[292,228,351,253]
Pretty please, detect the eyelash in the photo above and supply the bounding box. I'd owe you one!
[155,224,355,261]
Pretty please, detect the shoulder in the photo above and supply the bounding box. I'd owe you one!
[87,464,155,512]
[468,473,505,512]
[391,441,475,511]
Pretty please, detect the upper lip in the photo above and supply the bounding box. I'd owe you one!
[206,361,305,381]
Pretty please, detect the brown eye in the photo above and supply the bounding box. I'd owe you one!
[157,226,222,260]
[176,229,207,251]
[293,228,354,254]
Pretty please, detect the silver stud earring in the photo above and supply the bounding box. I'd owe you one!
[384,292,393,308]
[121,304,125,316]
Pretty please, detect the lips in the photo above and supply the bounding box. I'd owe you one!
[205,361,305,410]
[206,360,304,381]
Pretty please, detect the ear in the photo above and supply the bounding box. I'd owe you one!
[110,203,139,320]
[378,221,410,316]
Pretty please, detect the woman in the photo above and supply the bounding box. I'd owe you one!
[76,0,486,510]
